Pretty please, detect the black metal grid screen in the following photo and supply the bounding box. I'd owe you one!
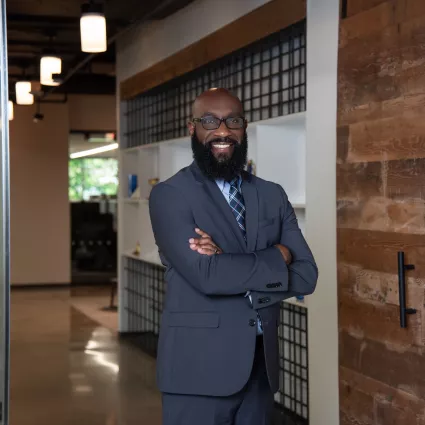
[276,303,308,423]
[122,20,306,148]
[123,258,166,356]
[122,258,309,424]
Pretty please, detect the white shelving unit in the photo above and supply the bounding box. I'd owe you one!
[119,135,193,269]
[119,111,308,307]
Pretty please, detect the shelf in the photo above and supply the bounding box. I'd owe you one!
[122,135,190,154]
[122,145,140,154]
[248,111,305,129]
[123,198,149,205]
[123,251,143,261]
[291,200,306,209]
[123,250,164,267]
[283,297,308,307]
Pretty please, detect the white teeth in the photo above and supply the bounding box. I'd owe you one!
[214,144,231,149]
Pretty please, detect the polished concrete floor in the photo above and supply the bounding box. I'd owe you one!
[10,287,162,425]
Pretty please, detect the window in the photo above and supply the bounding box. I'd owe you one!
[69,158,118,201]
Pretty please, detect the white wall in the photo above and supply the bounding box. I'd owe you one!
[116,0,272,83]
[305,0,339,424]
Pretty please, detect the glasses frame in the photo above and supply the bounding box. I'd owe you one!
[192,115,247,130]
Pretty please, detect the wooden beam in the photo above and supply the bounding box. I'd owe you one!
[120,0,306,100]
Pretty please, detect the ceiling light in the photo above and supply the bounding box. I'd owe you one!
[8,101,13,121]
[15,81,34,105]
[70,142,118,159]
[80,2,107,53]
[40,55,62,86]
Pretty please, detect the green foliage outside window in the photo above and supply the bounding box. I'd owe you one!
[69,157,118,201]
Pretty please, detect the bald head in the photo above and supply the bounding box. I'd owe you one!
[192,88,244,118]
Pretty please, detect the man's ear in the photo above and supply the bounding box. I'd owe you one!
[188,121,195,136]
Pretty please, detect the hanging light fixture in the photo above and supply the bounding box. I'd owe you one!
[15,81,34,105]
[8,100,13,121]
[80,2,107,53]
[40,55,62,86]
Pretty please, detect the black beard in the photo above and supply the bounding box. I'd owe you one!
[191,131,248,181]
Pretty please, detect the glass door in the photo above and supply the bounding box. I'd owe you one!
[0,0,10,423]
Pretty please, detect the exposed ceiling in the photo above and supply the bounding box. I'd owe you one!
[6,0,195,100]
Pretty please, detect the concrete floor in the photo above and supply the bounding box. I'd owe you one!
[9,287,162,425]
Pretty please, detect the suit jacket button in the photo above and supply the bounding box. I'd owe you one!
[249,319,256,327]
[259,297,271,304]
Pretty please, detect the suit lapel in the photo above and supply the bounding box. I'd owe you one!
[203,179,248,252]
[241,176,259,252]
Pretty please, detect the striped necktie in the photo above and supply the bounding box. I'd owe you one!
[229,177,246,240]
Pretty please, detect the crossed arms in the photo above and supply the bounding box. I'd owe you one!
[149,182,318,303]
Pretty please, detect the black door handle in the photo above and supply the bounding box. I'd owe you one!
[398,251,417,328]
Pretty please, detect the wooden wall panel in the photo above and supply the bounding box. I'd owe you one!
[120,0,306,99]
[338,0,425,423]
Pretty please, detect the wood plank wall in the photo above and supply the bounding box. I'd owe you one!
[337,1,425,423]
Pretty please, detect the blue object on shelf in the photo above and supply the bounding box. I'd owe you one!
[128,174,138,197]
[296,296,304,301]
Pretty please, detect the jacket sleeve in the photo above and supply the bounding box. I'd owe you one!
[250,185,318,309]
[149,182,290,296]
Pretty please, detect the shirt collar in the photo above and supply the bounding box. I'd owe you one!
[215,175,242,190]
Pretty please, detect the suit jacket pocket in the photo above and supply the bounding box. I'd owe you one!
[259,216,278,228]
[258,216,280,247]
[167,312,220,328]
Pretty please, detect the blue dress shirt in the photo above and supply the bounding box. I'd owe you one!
[215,178,263,335]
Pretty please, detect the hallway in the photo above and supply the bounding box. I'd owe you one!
[9,288,162,425]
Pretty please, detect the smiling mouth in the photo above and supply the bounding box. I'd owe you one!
[212,143,232,150]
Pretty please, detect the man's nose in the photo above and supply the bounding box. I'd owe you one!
[213,121,231,138]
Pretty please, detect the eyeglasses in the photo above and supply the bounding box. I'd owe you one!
[192,115,246,130]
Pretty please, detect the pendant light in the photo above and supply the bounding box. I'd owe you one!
[8,100,13,121]
[80,2,107,53]
[15,81,34,105]
[40,55,62,86]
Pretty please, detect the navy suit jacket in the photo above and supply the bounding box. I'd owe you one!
[149,161,318,396]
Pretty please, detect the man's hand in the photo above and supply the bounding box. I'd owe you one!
[275,244,292,265]
[189,228,223,256]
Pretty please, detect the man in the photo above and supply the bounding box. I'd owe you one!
[149,88,318,425]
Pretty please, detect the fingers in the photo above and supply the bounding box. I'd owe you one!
[189,228,212,245]
[193,238,216,247]
[190,228,222,255]
[189,240,219,253]
[195,228,211,239]
[275,244,292,265]
[196,247,218,256]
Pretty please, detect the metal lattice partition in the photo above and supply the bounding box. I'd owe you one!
[123,258,166,357]
[275,304,308,424]
[122,20,306,148]
[122,258,309,424]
